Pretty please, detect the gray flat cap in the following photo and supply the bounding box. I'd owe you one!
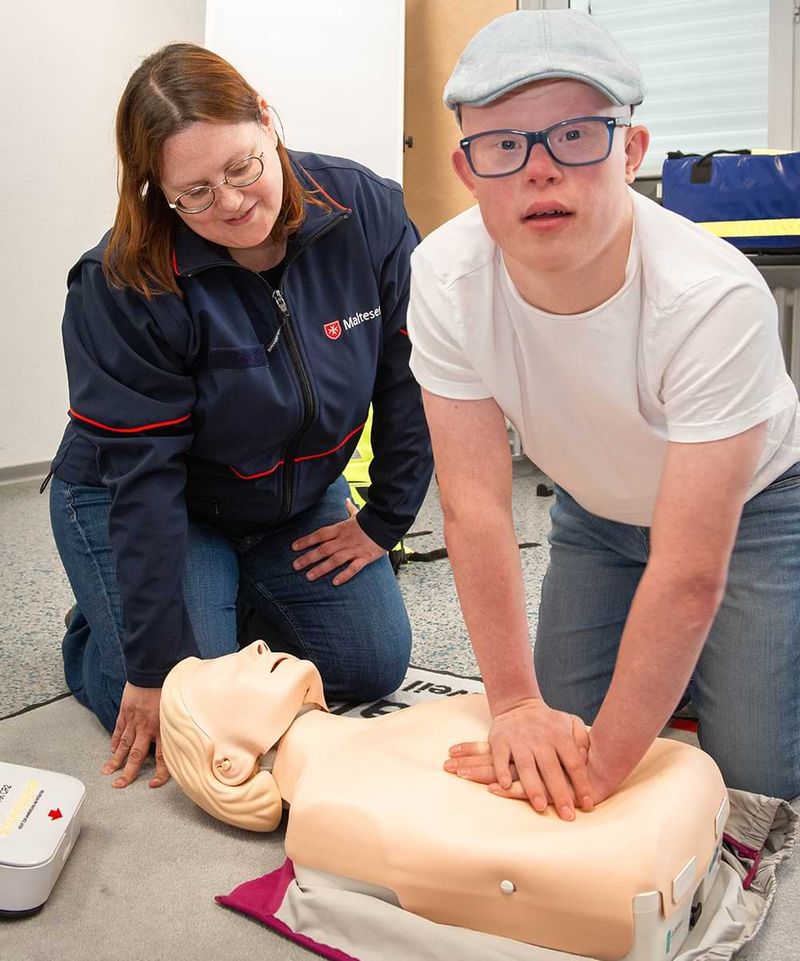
[444,9,645,112]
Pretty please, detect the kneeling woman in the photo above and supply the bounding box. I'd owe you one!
[49,43,432,790]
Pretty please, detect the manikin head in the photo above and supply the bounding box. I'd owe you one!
[445,10,649,282]
[159,642,328,831]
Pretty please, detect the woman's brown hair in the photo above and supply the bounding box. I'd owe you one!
[104,43,328,298]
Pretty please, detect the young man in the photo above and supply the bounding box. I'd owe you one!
[408,9,800,820]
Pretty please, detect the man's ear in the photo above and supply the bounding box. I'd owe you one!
[624,126,649,184]
[452,148,478,198]
[212,745,258,786]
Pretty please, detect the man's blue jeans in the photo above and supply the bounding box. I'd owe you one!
[534,463,800,800]
[50,475,411,734]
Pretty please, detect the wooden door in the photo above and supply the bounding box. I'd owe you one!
[403,0,516,237]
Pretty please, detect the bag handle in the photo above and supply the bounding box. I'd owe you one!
[666,149,753,184]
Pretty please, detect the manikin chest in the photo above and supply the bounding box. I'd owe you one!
[280,696,727,961]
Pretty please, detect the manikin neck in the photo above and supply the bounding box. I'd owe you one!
[271,708,363,804]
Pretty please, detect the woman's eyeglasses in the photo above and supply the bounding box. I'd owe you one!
[167,124,265,214]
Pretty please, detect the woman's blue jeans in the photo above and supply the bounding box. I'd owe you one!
[534,462,800,800]
[50,475,411,734]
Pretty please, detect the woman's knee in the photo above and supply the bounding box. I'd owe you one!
[331,653,409,703]
[358,624,412,700]
[321,599,412,701]
[62,608,125,734]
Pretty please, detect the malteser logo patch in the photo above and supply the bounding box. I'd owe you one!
[323,305,381,341]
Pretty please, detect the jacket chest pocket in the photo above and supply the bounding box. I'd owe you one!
[208,345,269,369]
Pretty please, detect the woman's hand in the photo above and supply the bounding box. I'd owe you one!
[443,698,596,819]
[291,498,386,586]
[101,682,169,789]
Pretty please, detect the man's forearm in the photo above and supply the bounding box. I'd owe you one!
[588,562,724,791]
[443,508,540,714]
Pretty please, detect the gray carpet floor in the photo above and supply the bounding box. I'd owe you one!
[1,466,798,960]
[1,462,551,718]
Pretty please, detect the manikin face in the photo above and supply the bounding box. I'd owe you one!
[184,642,326,763]
[452,79,648,282]
[160,114,284,254]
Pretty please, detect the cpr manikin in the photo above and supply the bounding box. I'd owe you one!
[160,643,729,961]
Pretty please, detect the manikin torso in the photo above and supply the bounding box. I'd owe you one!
[271,695,726,961]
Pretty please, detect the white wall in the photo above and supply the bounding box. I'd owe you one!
[0,0,406,474]
[0,0,206,473]
[205,0,405,183]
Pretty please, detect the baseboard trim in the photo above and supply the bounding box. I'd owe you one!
[0,461,52,487]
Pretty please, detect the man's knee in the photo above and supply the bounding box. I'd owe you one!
[698,723,800,800]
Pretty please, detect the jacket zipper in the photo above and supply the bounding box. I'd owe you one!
[181,211,350,521]
[271,212,350,520]
[271,286,315,518]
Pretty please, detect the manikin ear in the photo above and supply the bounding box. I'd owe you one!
[212,745,258,786]
[623,125,650,184]
[451,147,478,198]
[208,753,284,832]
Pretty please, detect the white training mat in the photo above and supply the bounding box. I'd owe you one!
[329,664,486,718]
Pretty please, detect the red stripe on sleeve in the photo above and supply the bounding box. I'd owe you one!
[69,408,191,434]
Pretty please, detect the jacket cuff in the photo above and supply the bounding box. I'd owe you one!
[124,664,172,688]
[355,505,405,552]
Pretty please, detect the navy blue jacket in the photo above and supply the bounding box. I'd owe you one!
[52,151,433,687]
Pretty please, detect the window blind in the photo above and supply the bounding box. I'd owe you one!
[568,0,770,176]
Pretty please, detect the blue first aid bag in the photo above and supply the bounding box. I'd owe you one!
[661,149,800,255]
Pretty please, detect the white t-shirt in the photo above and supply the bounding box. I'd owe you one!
[408,189,800,525]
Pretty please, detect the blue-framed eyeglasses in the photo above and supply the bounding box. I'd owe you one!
[460,116,632,178]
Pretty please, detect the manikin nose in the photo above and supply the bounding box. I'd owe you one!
[252,641,290,672]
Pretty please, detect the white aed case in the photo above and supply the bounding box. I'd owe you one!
[0,761,85,916]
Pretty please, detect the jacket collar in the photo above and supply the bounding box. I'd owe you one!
[172,151,350,278]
